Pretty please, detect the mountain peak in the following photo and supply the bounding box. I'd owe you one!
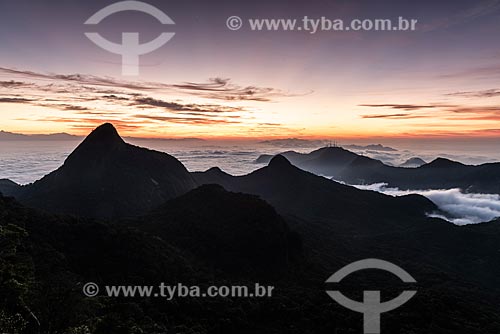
[400,157,427,168]
[79,123,124,148]
[86,123,124,144]
[65,123,126,164]
[268,154,292,168]
[26,123,197,218]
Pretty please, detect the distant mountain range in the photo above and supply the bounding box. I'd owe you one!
[255,146,500,193]
[1,123,500,333]
[0,129,204,142]
[194,155,436,235]
[400,157,427,168]
[258,138,397,151]
[258,138,330,148]
[0,130,80,141]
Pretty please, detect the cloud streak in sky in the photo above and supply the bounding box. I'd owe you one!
[360,102,500,126]
[131,97,244,114]
[446,88,500,98]
[361,113,426,119]
[359,104,444,111]
[0,97,33,103]
[0,67,299,102]
[0,66,306,132]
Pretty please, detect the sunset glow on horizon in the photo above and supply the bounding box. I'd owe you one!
[1,0,500,141]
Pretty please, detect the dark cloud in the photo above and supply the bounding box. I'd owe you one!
[0,95,94,111]
[101,94,130,101]
[132,97,244,114]
[179,112,241,119]
[36,103,91,111]
[0,97,33,103]
[361,113,427,119]
[0,67,152,91]
[0,80,27,88]
[359,104,444,111]
[446,89,500,98]
[171,77,301,102]
[444,115,500,121]
[442,106,500,121]
[360,103,500,121]
[0,67,295,133]
[448,106,500,113]
[258,122,282,126]
[75,110,126,116]
[135,114,240,125]
[0,67,299,102]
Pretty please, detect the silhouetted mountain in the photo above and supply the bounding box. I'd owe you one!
[4,189,500,333]
[420,157,465,168]
[400,157,427,168]
[337,157,500,193]
[3,125,500,333]
[16,123,197,218]
[0,194,199,333]
[257,147,500,193]
[255,147,380,175]
[195,155,437,234]
[131,184,302,277]
[0,179,20,196]
[254,150,308,164]
[195,155,500,291]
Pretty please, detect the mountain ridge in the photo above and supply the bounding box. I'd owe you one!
[256,146,500,193]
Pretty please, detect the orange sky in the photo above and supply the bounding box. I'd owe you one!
[2,66,500,140]
[2,1,500,139]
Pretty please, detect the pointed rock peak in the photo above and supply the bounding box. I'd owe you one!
[203,167,232,178]
[268,154,292,168]
[77,123,125,149]
[85,123,124,145]
[66,123,126,163]
[400,157,426,167]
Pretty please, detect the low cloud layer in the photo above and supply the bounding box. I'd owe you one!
[353,183,500,225]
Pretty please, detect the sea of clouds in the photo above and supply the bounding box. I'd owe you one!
[353,183,500,225]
